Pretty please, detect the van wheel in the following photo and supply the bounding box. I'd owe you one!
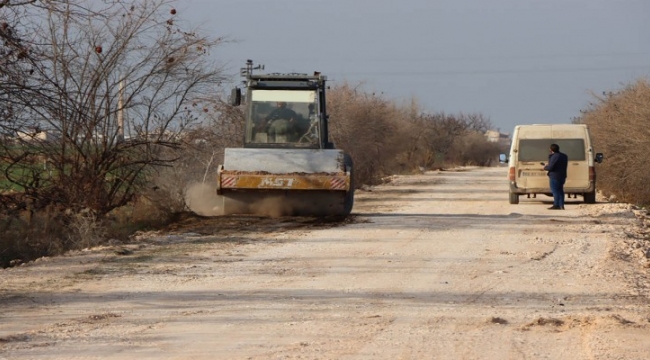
[584,191,596,204]
[509,191,519,204]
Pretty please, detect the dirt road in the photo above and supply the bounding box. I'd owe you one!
[2,167,649,359]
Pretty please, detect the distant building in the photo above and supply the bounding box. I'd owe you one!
[16,128,61,143]
[485,129,510,147]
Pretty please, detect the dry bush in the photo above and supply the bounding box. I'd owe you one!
[104,196,174,240]
[449,132,502,166]
[386,99,438,174]
[0,211,69,268]
[327,84,407,185]
[67,210,106,249]
[449,113,500,166]
[1,200,170,268]
[145,99,244,216]
[418,113,468,168]
[399,112,495,169]
[327,84,497,184]
[578,78,650,205]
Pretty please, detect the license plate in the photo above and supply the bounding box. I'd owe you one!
[520,171,546,177]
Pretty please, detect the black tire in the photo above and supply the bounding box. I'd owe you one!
[343,153,355,216]
[509,191,519,204]
[584,191,596,204]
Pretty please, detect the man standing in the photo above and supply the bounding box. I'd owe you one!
[543,143,568,210]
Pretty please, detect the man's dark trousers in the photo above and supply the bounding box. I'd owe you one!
[550,177,565,209]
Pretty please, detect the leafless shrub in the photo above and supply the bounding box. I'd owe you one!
[327,84,405,185]
[145,96,244,215]
[399,111,497,169]
[577,78,650,205]
[326,83,497,185]
[415,113,469,168]
[449,131,502,166]
[67,209,106,249]
[0,210,68,268]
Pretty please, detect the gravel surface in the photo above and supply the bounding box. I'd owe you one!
[1,167,649,359]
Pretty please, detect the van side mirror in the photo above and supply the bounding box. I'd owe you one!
[499,154,508,163]
[230,88,242,106]
[595,153,604,163]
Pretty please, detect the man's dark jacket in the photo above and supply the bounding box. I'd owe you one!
[544,151,568,180]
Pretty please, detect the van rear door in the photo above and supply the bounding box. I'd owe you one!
[516,139,551,190]
[559,138,589,189]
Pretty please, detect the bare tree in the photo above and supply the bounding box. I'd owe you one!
[1,0,94,76]
[401,111,497,169]
[0,0,227,217]
[459,112,492,134]
[417,113,469,168]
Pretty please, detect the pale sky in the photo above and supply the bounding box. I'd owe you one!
[180,0,650,133]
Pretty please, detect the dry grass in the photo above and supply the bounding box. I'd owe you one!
[0,198,170,268]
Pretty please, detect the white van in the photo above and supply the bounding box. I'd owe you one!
[503,124,603,204]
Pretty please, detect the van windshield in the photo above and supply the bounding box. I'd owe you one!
[518,139,586,161]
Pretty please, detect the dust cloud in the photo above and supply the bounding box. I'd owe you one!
[184,183,223,216]
[249,196,298,218]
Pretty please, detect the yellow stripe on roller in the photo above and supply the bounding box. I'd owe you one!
[220,172,350,191]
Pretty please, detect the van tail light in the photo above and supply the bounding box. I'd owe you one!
[509,167,516,181]
[589,166,596,181]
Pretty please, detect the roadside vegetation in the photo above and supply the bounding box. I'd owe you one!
[0,0,506,267]
[1,0,225,266]
[574,78,650,207]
